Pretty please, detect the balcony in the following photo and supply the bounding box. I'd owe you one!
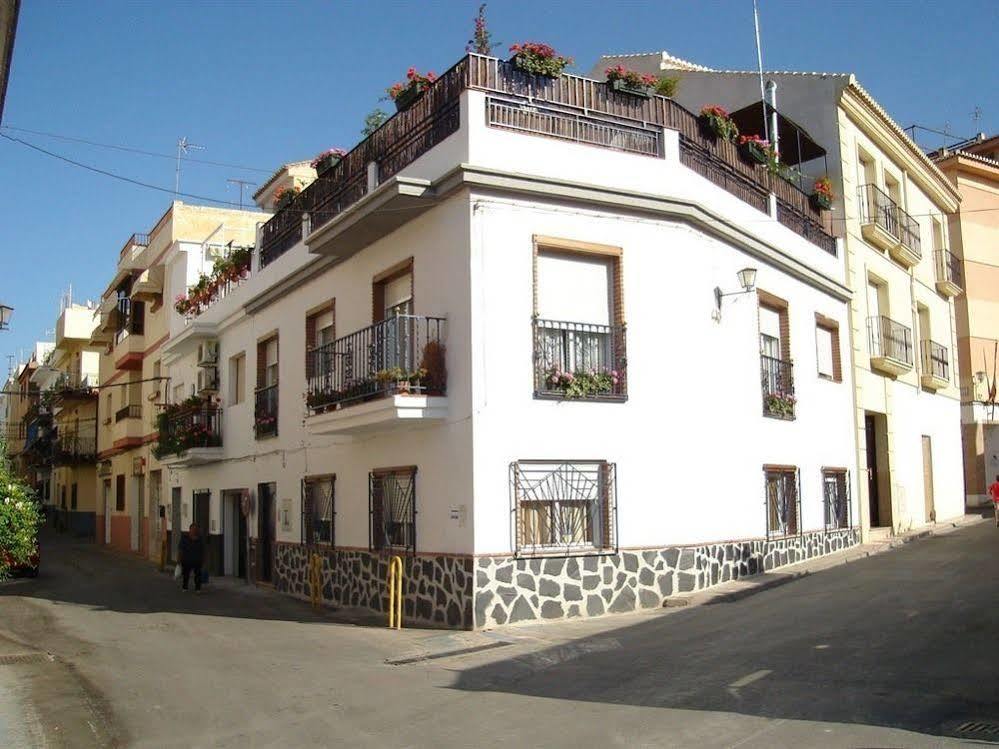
[920,340,950,390]
[761,355,796,420]
[111,404,143,448]
[118,233,150,269]
[305,315,447,436]
[935,250,963,297]
[868,315,913,376]
[113,308,145,370]
[533,319,626,401]
[858,184,922,266]
[155,404,223,466]
[259,53,836,268]
[53,372,99,404]
[131,265,164,305]
[53,434,97,465]
[115,404,141,423]
[254,384,279,438]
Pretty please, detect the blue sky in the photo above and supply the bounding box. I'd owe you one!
[1,0,996,368]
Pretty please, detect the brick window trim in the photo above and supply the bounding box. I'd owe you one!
[305,300,335,379]
[372,258,414,323]
[757,289,791,362]
[531,235,625,327]
[256,332,279,390]
[815,312,843,383]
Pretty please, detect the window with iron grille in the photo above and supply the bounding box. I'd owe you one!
[301,475,335,546]
[511,460,617,556]
[369,468,416,553]
[822,469,850,529]
[764,466,800,538]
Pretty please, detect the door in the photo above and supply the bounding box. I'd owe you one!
[922,435,935,523]
[257,483,275,583]
[193,490,211,572]
[103,479,112,544]
[132,476,144,553]
[170,487,182,562]
[222,491,248,578]
[865,415,881,527]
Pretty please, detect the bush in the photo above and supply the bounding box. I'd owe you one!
[0,442,42,579]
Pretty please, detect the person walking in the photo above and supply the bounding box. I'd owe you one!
[179,523,205,592]
[989,475,999,527]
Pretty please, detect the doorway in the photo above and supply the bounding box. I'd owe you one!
[170,487,182,562]
[193,490,212,572]
[922,435,936,523]
[222,491,248,578]
[132,475,144,553]
[257,482,276,583]
[865,413,892,528]
[103,479,112,544]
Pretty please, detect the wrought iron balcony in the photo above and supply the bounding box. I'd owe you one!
[533,319,626,401]
[935,249,963,297]
[155,404,222,461]
[306,315,447,413]
[920,339,950,389]
[868,315,913,375]
[858,184,921,264]
[115,404,142,422]
[760,355,795,420]
[53,434,97,465]
[254,384,279,438]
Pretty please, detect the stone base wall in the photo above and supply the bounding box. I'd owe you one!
[273,543,474,628]
[474,528,859,628]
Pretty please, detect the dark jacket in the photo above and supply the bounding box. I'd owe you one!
[178,533,205,566]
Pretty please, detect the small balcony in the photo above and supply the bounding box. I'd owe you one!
[868,315,913,376]
[155,404,223,466]
[533,319,626,401]
[761,355,796,420]
[113,319,145,370]
[254,384,279,439]
[118,233,150,270]
[935,250,963,297]
[53,434,97,465]
[920,339,950,390]
[53,372,99,404]
[858,184,921,266]
[111,404,144,447]
[305,315,447,436]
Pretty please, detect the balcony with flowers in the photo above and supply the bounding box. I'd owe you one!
[154,396,223,466]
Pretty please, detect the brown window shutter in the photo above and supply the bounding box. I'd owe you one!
[372,281,385,323]
[256,340,266,388]
[305,314,316,380]
[831,327,842,382]
[370,474,384,551]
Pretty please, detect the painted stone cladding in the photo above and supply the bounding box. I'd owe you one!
[474,529,859,628]
[273,543,474,628]
[271,529,858,629]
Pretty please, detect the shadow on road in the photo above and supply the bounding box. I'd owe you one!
[450,522,999,740]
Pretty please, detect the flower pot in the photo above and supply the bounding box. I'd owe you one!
[744,142,770,165]
[394,85,423,112]
[609,78,652,99]
[315,154,340,176]
[509,55,562,79]
[276,192,296,210]
[811,193,833,211]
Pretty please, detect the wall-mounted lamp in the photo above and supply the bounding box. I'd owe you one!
[0,303,12,331]
[714,267,757,312]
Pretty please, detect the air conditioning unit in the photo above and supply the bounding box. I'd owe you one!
[973,371,991,403]
[197,368,219,394]
[197,340,219,368]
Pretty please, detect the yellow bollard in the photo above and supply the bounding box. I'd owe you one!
[309,553,323,610]
[387,555,403,629]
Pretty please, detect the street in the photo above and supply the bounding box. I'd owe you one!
[1,522,997,748]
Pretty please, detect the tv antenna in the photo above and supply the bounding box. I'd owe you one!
[226,178,257,209]
[175,137,206,195]
[971,105,983,128]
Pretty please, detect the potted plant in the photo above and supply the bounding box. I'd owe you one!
[764,392,796,418]
[387,68,437,112]
[509,42,573,78]
[544,367,620,399]
[605,65,658,98]
[273,185,301,210]
[699,104,739,142]
[419,341,447,395]
[654,76,679,98]
[811,176,834,210]
[738,134,771,164]
[311,148,347,176]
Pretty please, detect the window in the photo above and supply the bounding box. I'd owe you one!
[255,336,279,438]
[823,469,850,529]
[759,292,793,419]
[229,353,245,405]
[815,314,842,382]
[302,475,335,546]
[264,338,278,387]
[511,460,617,555]
[764,466,799,538]
[61,485,66,509]
[369,467,416,552]
[172,384,184,405]
[305,303,335,383]
[116,474,126,512]
[71,483,78,510]
[373,260,413,323]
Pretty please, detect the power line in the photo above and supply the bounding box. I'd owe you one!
[0,124,273,174]
[0,133,260,209]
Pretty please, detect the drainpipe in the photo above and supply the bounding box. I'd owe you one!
[765,80,779,159]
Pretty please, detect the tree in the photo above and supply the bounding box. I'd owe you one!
[0,435,41,579]
[362,108,389,137]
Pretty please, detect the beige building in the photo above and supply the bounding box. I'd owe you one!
[90,202,264,559]
[931,134,999,506]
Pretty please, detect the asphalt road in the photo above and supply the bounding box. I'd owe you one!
[0,521,997,748]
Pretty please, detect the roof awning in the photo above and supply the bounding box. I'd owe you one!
[729,102,826,166]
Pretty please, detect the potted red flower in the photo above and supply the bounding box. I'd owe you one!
[387,68,437,112]
[273,185,301,210]
[509,42,573,78]
[311,148,347,176]
[699,104,739,142]
[605,65,658,99]
[811,176,835,210]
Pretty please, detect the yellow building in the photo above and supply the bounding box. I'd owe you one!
[90,201,263,559]
[931,134,999,506]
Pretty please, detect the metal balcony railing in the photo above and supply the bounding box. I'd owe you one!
[760,355,795,420]
[858,183,921,257]
[936,249,963,290]
[533,319,627,400]
[115,404,142,422]
[155,405,222,457]
[254,384,279,437]
[921,339,949,381]
[868,315,913,365]
[306,315,447,411]
[53,434,97,464]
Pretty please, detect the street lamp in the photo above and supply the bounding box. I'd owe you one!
[0,303,12,330]
[713,268,757,320]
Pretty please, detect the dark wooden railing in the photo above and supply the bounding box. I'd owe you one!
[258,53,836,267]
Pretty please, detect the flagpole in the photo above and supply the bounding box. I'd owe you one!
[753,0,769,143]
